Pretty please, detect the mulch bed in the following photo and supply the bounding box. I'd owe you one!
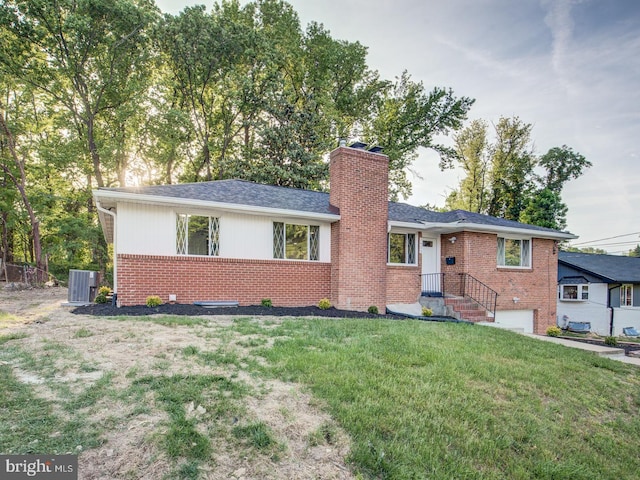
[72,302,403,319]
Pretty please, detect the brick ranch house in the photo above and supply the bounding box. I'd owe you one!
[94,144,576,334]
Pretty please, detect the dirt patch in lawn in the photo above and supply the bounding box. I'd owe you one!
[0,285,356,479]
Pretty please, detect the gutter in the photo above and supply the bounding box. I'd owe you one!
[95,201,117,296]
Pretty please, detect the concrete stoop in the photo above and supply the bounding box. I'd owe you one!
[418,296,455,317]
[421,296,491,323]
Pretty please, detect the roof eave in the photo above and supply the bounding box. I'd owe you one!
[93,189,340,222]
[420,221,577,240]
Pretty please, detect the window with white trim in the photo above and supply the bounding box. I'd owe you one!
[559,284,589,301]
[388,233,417,265]
[621,284,633,307]
[176,214,220,256]
[497,237,531,268]
[273,222,319,261]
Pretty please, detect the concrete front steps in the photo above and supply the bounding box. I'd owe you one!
[420,295,492,323]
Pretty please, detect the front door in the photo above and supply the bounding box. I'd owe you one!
[421,236,440,295]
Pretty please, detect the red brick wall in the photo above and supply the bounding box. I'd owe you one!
[117,254,331,307]
[329,147,389,311]
[386,265,421,304]
[440,231,558,333]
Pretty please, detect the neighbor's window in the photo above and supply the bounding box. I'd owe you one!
[560,284,589,301]
[176,214,219,256]
[273,222,319,261]
[388,233,417,264]
[497,237,531,268]
[621,284,633,307]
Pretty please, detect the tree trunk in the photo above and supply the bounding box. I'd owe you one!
[0,108,45,282]
[87,116,105,188]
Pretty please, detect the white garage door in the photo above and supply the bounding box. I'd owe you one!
[494,310,534,333]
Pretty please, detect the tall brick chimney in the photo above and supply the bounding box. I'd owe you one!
[329,145,389,312]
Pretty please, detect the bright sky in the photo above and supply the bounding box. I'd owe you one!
[156,0,640,254]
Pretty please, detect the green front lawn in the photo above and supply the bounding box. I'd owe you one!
[259,318,640,479]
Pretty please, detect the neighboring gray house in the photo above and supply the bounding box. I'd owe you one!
[557,251,640,335]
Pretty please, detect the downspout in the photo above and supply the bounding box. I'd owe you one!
[607,284,619,336]
[96,201,117,299]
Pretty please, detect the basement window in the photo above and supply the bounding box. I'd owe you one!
[273,222,319,261]
[176,214,219,256]
[388,233,417,265]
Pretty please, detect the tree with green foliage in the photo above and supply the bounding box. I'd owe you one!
[0,0,159,188]
[629,245,640,257]
[364,71,474,199]
[0,88,45,279]
[486,117,536,221]
[444,119,489,212]
[0,0,475,279]
[445,117,589,230]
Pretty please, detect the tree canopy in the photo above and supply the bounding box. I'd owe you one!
[445,116,590,230]
[1,0,587,283]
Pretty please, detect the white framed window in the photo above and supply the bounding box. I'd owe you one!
[497,237,531,268]
[559,284,589,301]
[388,233,417,265]
[273,222,319,261]
[621,284,633,307]
[176,214,220,256]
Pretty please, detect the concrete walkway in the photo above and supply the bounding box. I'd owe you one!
[521,333,640,366]
[387,303,640,366]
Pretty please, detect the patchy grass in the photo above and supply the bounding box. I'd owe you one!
[262,318,640,480]
[3,309,640,479]
[0,331,28,344]
[0,364,103,454]
[74,327,93,338]
[0,310,23,328]
[128,373,249,471]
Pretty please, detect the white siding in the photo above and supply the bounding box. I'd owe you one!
[613,308,640,336]
[494,310,534,333]
[557,283,610,335]
[117,203,175,255]
[116,202,331,262]
[220,213,331,262]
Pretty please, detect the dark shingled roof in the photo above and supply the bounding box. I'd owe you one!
[101,179,569,235]
[104,179,338,216]
[559,251,640,283]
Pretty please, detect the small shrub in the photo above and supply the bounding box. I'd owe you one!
[368,305,379,314]
[604,336,618,347]
[261,298,273,308]
[546,326,562,337]
[94,293,108,304]
[98,286,111,296]
[146,295,162,307]
[421,307,433,317]
[318,298,331,310]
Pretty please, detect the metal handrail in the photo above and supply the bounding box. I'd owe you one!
[420,272,498,317]
[459,273,498,317]
[420,273,445,297]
